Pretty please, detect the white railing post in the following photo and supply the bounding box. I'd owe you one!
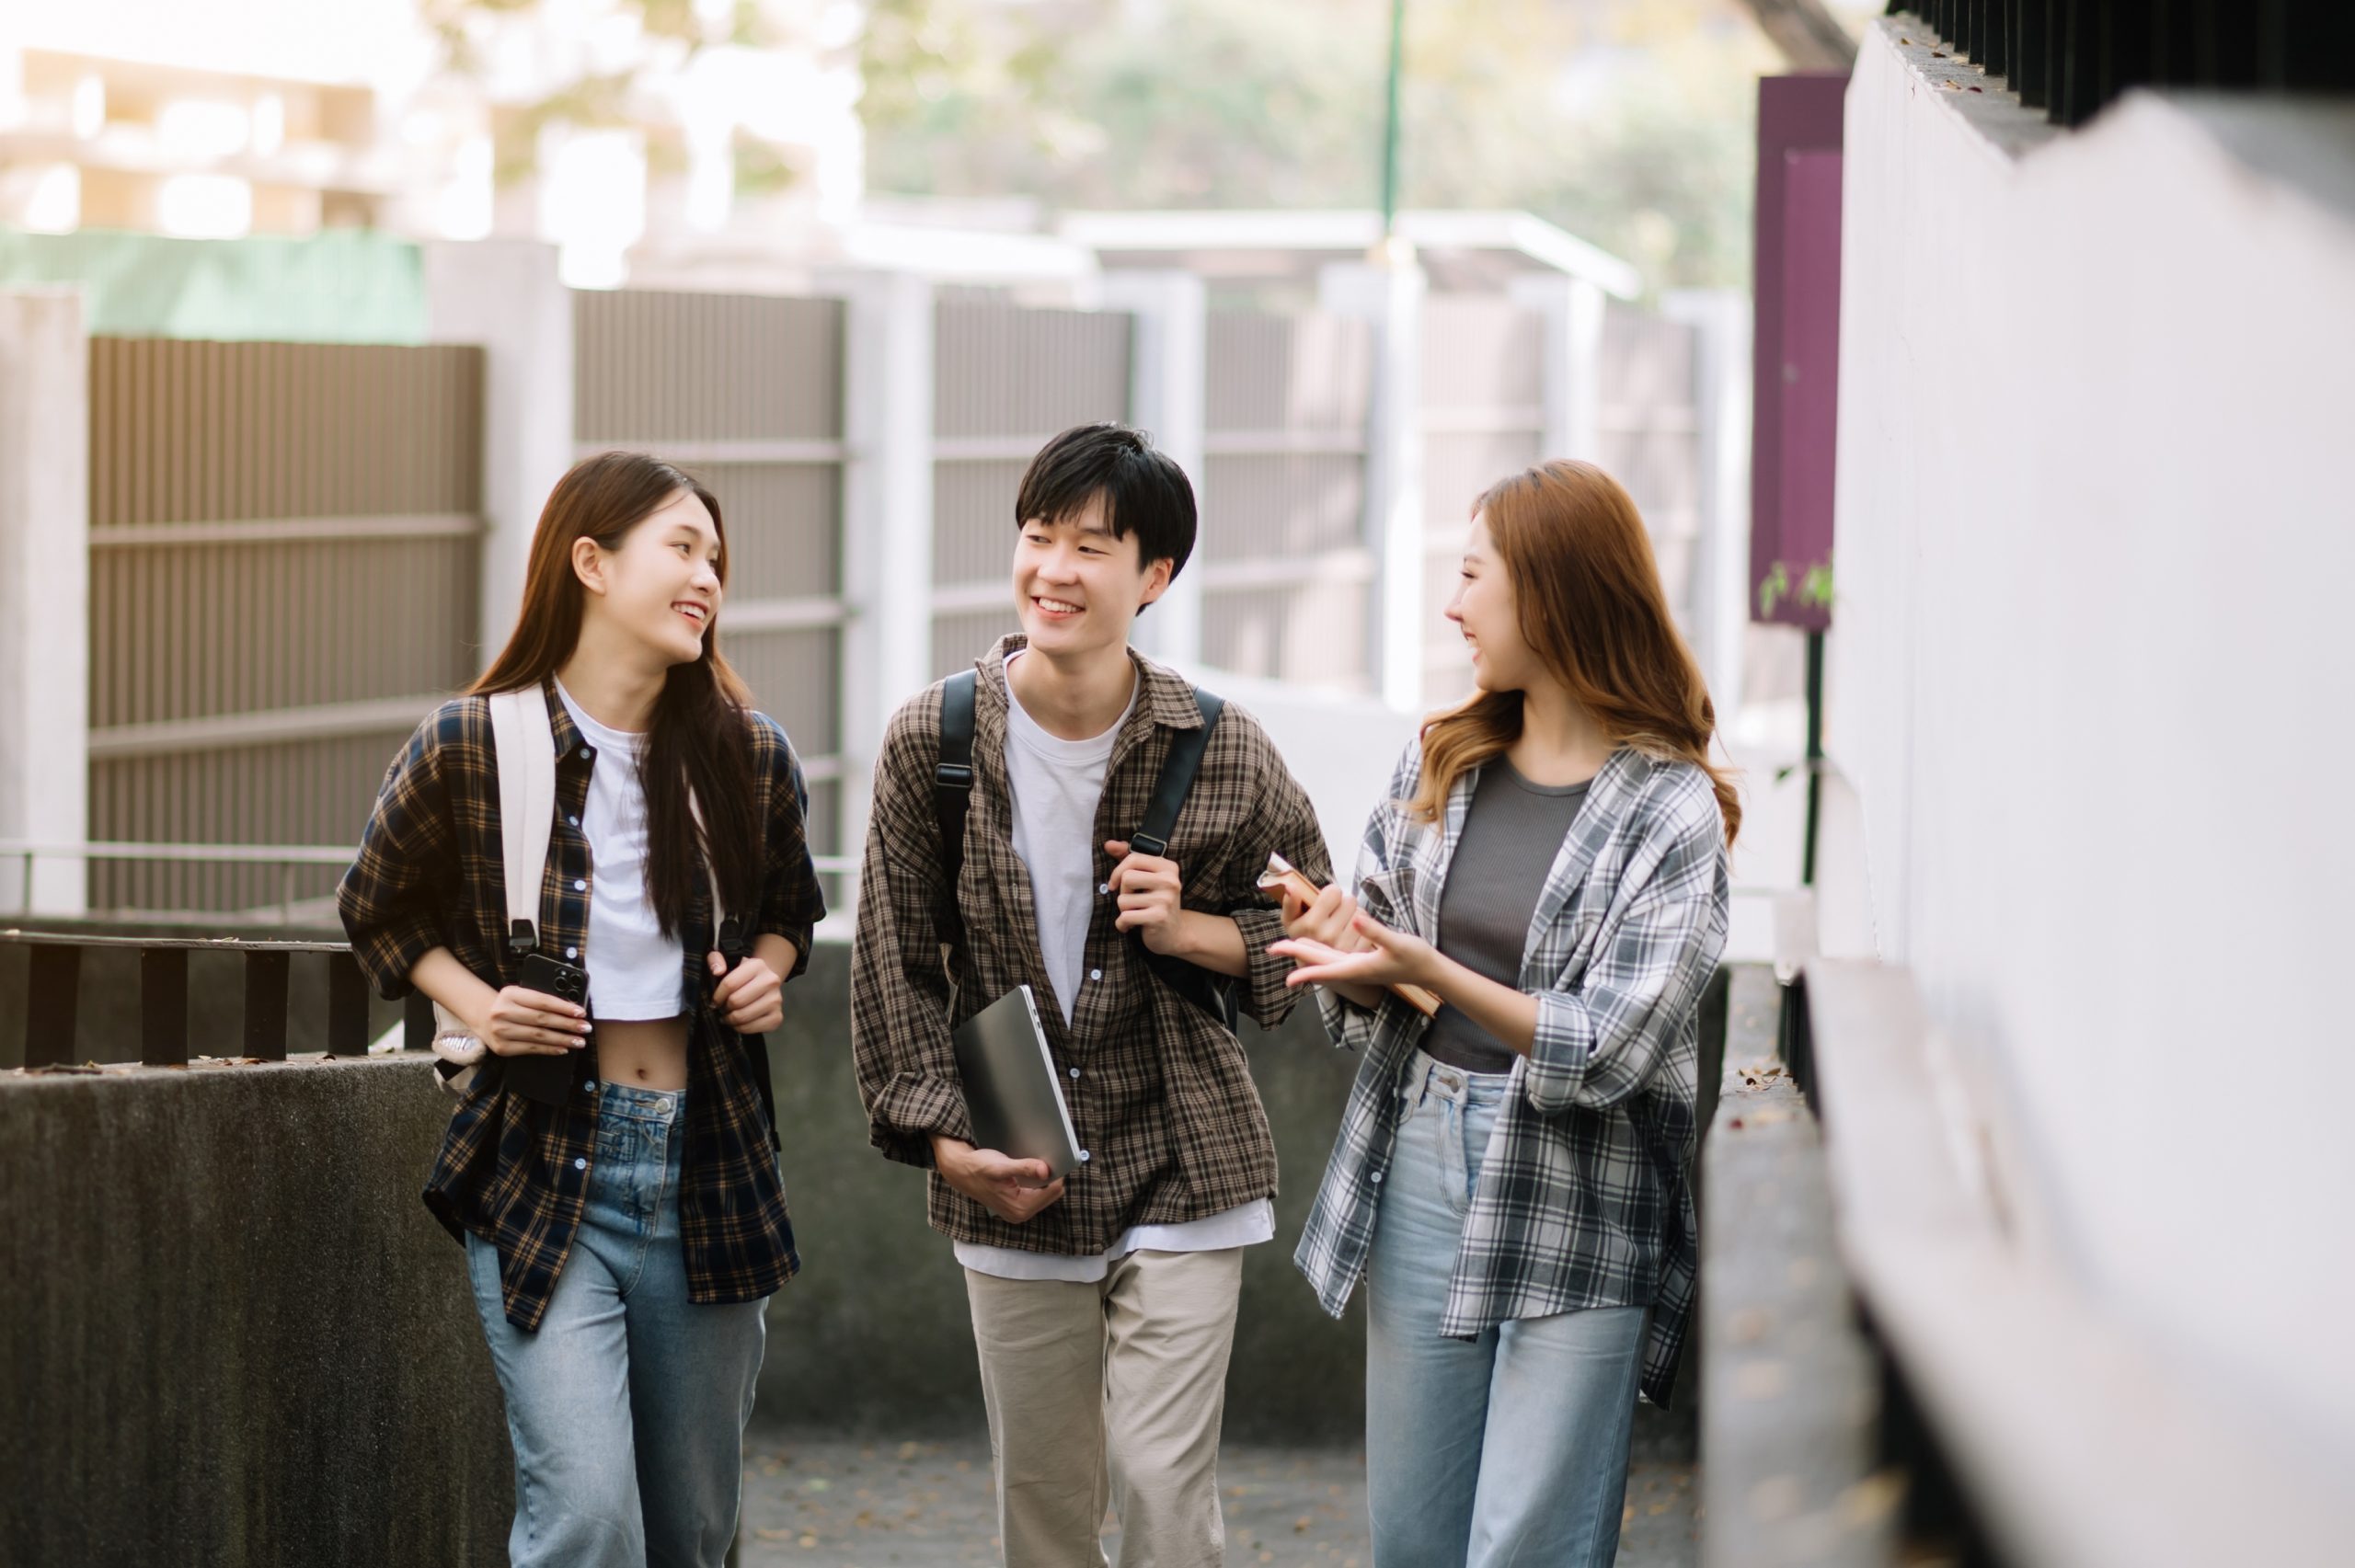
[837,270,936,875]
[0,287,89,916]
[1664,288,1755,732]
[1101,271,1207,669]
[424,239,575,670]
[1323,258,1428,715]
[1511,272,1608,463]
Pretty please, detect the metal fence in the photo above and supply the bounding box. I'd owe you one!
[1420,294,1548,707]
[84,336,483,916]
[1598,303,1705,638]
[572,288,850,895]
[3,927,373,1068]
[930,299,1132,678]
[34,272,1717,925]
[1200,307,1378,691]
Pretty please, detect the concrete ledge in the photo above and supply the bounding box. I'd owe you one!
[1,1054,510,1567]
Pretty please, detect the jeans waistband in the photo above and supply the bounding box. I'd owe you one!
[592,1081,684,1124]
[1400,1047,1511,1113]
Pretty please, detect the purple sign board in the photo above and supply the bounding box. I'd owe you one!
[1752,74,1847,630]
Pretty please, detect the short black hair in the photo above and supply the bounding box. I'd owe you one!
[1014,423,1197,585]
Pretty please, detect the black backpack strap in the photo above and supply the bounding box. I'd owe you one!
[933,670,979,956]
[1133,689,1239,1031]
[1131,689,1223,857]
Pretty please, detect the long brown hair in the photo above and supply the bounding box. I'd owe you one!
[473,452,761,937]
[1412,459,1740,844]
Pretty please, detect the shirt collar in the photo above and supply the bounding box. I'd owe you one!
[981,634,1205,733]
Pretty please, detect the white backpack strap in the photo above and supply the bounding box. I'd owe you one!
[487,686,559,952]
[431,685,559,1095]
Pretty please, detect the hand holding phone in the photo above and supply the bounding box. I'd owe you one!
[500,951,592,1104]
[1258,853,1443,1017]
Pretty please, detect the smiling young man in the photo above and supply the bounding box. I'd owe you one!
[850,423,1333,1567]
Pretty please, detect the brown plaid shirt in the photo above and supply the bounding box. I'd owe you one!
[851,636,1335,1254]
[337,681,826,1330]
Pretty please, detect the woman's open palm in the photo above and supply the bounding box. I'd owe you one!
[1271,912,1437,992]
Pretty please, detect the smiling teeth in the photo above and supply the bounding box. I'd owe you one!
[1039,599,1082,613]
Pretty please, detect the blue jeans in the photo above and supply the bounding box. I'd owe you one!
[1363,1051,1647,1568]
[465,1083,767,1568]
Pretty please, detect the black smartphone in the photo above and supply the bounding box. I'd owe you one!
[504,951,591,1105]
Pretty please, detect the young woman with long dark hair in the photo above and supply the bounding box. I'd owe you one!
[1275,459,1734,1568]
[338,452,826,1567]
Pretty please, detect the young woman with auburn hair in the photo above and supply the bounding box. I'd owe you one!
[1276,459,1734,1567]
[338,452,826,1568]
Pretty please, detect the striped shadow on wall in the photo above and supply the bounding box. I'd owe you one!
[571,288,850,889]
[930,300,1133,681]
[86,338,484,916]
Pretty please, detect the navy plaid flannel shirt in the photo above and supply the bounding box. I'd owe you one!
[337,681,825,1330]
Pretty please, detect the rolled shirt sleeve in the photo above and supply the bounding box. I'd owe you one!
[1214,738,1335,1030]
[337,714,458,1001]
[752,713,826,980]
[1312,743,1424,1052]
[848,696,976,1167]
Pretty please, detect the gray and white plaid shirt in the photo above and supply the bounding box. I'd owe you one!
[1292,738,1729,1407]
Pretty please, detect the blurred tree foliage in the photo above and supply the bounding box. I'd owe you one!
[859,0,1780,290]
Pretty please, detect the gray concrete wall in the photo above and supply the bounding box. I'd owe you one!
[1,942,1373,1563]
[1,1054,511,1568]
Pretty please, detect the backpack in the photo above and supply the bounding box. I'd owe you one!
[431,687,781,1151]
[932,668,1240,1032]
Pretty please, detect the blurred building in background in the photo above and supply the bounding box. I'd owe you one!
[0,0,866,286]
[0,0,1789,944]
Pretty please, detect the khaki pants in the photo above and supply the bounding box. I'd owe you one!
[965,1248,1245,1568]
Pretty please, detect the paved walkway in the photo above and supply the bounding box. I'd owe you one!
[739,1434,1697,1566]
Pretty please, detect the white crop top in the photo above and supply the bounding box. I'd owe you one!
[554,681,685,1021]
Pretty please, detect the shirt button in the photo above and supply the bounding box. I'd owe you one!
[1089,968,1102,981]
[578,747,592,760]
[573,879,587,891]
[569,815,580,828]
[1370,1171,1384,1185]
[1097,882,1109,896]
[584,1080,597,1092]
[565,946,578,959]
[1077,1150,1091,1163]
[573,1157,587,1170]
[1068,1067,1081,1080]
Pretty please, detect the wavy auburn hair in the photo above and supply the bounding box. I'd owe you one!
[473,452,760,937]
[1412,459,1740,845]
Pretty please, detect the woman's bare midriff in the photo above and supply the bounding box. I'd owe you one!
[593,1016,691,1092]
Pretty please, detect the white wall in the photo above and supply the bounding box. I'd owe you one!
[0,287,88,914]
[1831,21,2355,1459]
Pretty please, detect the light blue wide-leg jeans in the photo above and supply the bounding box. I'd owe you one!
[465,1082,768,1568]
[1363,1050,1648,1568]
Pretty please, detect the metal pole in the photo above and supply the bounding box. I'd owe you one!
[1801,628,1825,886]
[1380,0,1407,238]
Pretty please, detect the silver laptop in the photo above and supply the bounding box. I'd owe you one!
[951,984,1082,1178]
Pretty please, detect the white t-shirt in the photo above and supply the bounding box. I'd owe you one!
[954,651,1274,1283]
[554,680,684,1021]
